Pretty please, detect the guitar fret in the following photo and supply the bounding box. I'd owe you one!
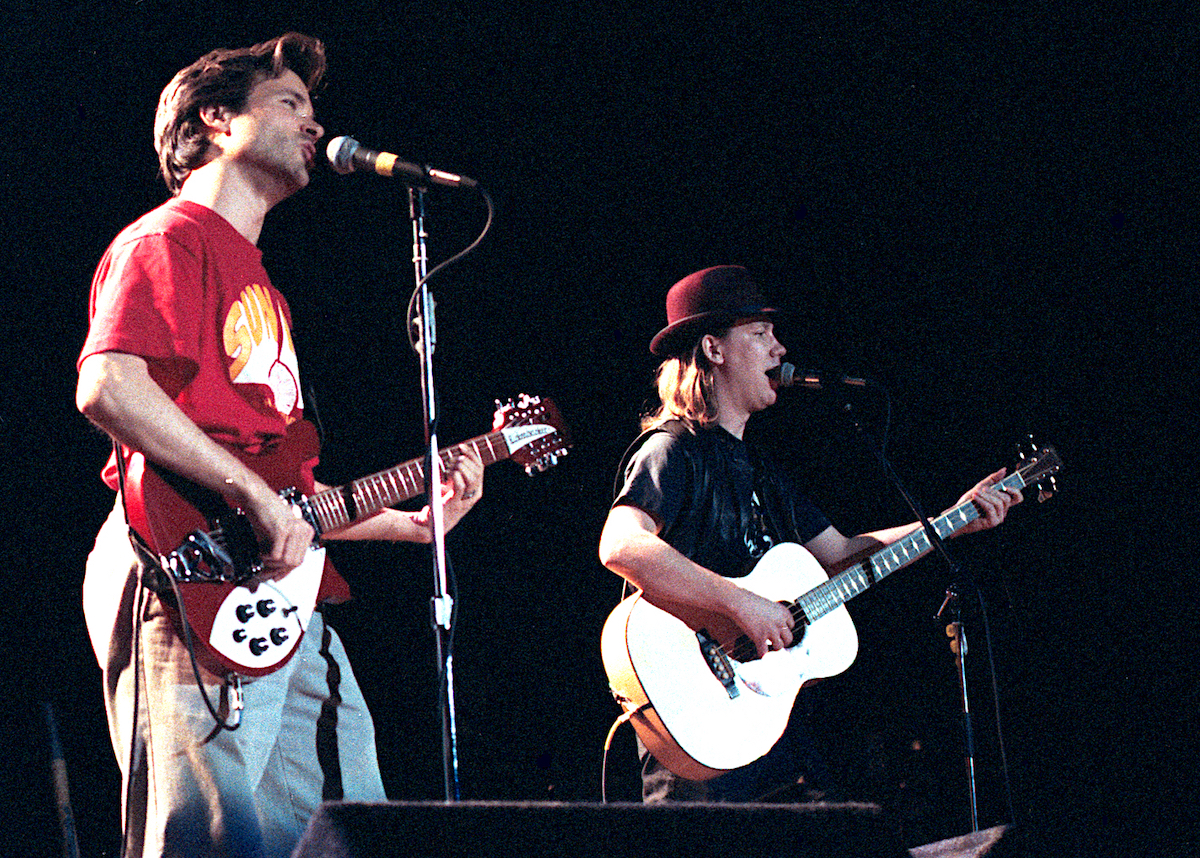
[392,469,409,499]
[313,493,336,531]
[401,464,422,497]
[311,491,343,532]
[291,406,567,541]
[488,431,508,463]
[373,472,393,506]
[364,474,388,508]
[389,468,409,500]
[355,477,375,512]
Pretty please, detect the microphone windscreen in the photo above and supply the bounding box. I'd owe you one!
[326,136,358,174]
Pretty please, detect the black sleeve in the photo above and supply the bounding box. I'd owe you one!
[612,430,692,532]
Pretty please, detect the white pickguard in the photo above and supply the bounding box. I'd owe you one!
[207,547,326,672]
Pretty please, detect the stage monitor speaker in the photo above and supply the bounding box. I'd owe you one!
[294,800,909,858]
[909,825,1019,858]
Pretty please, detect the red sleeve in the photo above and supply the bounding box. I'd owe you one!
[79,232,205,396]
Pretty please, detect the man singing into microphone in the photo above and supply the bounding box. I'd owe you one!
[76,33,484,857]
[599,265,1021,802]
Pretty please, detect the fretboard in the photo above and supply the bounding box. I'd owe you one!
[793,469,1028,625]
[302,431,511,535]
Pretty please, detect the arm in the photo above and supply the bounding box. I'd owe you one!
[76,350,314,574]
[319,447,485,544]
[804,468,1022,572]
[599,504,797,657]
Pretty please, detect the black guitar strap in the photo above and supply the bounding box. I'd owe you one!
[111,437,244,727]
[111,440,169,588]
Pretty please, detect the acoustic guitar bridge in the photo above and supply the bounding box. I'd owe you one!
[696,629,739,699]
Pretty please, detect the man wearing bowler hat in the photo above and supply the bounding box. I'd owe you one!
[599,265,1022,801]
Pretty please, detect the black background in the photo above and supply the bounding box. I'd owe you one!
[2,2,1197,856]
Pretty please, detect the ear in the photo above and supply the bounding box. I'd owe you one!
[700,333,724,365]
[198,104,234,135]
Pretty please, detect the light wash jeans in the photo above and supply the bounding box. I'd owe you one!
[84,501,385,858]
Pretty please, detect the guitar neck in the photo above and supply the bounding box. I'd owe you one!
[303,431,511,535]
[796,469,1030,623]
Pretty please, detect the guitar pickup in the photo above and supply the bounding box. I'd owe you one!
[696,629,739,699]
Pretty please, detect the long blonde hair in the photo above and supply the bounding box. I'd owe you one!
[641,338,722,431]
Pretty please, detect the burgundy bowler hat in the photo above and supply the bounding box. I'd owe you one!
[649,265,778,356]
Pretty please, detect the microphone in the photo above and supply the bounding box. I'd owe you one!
[768,363,870,390]
[325,136,477,188]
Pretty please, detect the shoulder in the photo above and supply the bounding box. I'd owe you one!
[111,199,238,259]
[627,420,708,461]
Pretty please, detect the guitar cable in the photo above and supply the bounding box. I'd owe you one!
[161,570,244,732]
[970,574,1019,830]
[120,570,146,858]
[600,578,642,803]
[124,519,244,732]
[112,443,240,856]
[600,703,649,804]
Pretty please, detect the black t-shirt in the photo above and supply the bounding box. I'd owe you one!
[613,421,830,577]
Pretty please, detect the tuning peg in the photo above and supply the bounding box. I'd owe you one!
[1016,433,1059,503]
[1036,474,1058,503]
[524,453,562,475]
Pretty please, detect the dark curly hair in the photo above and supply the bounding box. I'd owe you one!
[153,32,326,195]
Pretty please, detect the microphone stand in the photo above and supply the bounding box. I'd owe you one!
[839,398,979,833]
[937,586,980,832]
[408,185,459,801]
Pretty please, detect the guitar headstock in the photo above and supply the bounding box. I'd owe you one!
[1015,435,1062,503]
[493,394,573,475]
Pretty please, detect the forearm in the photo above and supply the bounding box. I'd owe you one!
[321,507,431,543]
[316,478,478,544]
[816,481,1015,573]
[599,505,798,655]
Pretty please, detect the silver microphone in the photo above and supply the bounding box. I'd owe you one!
[768,363,870,390]
[325,136,477,188]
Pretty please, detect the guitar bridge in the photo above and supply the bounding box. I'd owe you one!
[167,515,259,584]
[696,629,740,699]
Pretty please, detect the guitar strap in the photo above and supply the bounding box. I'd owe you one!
[111,440,171,591]
[111,438,245,726]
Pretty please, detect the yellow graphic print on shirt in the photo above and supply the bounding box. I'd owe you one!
[222,283,302,422]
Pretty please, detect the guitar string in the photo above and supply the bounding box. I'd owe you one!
[716,481,1021,665]
[304,434,508,532]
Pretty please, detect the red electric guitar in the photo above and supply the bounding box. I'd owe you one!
[124,395,571,676]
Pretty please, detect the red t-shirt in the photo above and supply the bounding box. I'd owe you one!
[81,198,348,601]
[81,198,305,454]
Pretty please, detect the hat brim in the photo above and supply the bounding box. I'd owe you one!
[649,306,778,356]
